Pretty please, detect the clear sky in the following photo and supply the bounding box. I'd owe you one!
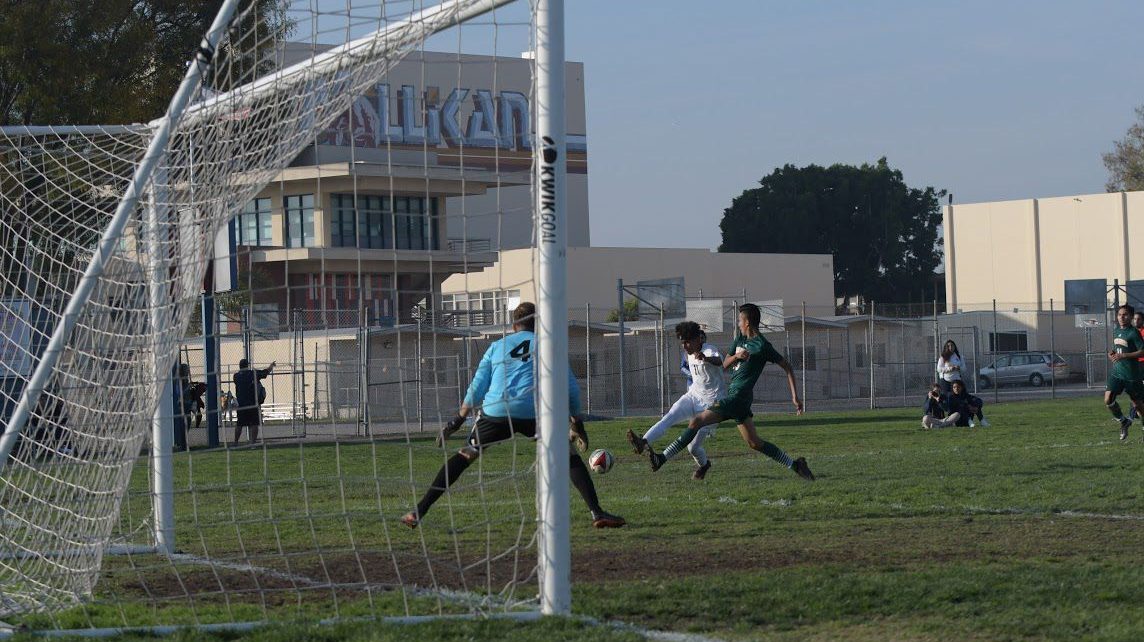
[558,0,1144,249]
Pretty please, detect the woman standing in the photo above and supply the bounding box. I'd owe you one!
[936,340,964,395]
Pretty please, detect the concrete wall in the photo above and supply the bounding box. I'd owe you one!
[440,247,836,315]
[945,191,1143,311]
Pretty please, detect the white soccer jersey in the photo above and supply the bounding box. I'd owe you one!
[686,343,726,405]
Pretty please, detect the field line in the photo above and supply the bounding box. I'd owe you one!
[168,552,527,609]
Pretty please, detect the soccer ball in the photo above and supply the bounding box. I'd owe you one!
[588,448,614,474]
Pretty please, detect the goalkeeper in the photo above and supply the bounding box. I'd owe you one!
[402,302,625,529]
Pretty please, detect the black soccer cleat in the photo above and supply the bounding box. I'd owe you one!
[792,457,815,481]
[591,510,626,528]
[692,460,711,481]
[626,429,648,455]
[648,449,666,472]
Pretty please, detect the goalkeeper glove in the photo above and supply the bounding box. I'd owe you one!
[436,414,466,447]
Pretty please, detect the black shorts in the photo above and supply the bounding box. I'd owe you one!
[236,406,261,427]
[466,415,537,451]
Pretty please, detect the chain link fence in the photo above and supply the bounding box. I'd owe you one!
[174,297,1119,446]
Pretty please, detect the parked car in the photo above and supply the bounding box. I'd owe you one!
[978,352,1069,388]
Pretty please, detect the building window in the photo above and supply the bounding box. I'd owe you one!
[989,331,1028,353]
[789,346,817,371]
[394,196,438,251]
[285,194,315,248]
[334,274,348,309]
[854,343,884,368]
[441,289,520,326]
[331,194,434,250]
[331,194,391,249]
[330,194,358,247]
[358,195,388,249]
[237,197,273,246]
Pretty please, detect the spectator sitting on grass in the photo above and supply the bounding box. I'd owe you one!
[921,382,947,429]
[946,379,988,427]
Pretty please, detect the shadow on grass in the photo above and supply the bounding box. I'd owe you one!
[761,414,911,427]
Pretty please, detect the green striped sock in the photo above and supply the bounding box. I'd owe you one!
[662,428,698,461]
[760,441,793,468]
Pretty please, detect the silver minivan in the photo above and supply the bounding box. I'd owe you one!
[978,352,1069,388]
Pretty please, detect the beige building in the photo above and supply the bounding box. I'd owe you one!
[226,49,590,330]
[943,190,1144,312]
[440,246,835,323]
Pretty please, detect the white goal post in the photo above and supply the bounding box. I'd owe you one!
[0,0,570,632]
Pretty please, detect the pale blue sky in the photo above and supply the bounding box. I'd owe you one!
[302,1,1144,250]
[560,0,1144,249]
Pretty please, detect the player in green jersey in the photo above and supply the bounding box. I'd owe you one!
[1106,304,1144,442]
[647,303,813,480]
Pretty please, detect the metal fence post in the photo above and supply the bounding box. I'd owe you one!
[869,301,875,409]
[659,305,666,416]
[846,324,853,400]
[900,318,907,402]
[801,301,807,410]
[417,314,423,433]
[617,278,626,417]
[1050,298,1056,400]
[585,302,591,415]
[992,299,999,404]
[241,307,252,367]
[971,326,980,395]
[361,316,371,436]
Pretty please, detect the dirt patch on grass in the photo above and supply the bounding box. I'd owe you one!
[105,513,1144,603]
[576,514,1144,581]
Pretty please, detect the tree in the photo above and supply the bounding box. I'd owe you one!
[1103,105,1144,192]
[719,158,945,310]
[0,0,291,126]
[0,0,291,311]
[606,298,639,323]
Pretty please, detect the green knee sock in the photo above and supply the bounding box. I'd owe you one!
[662,428,699,461]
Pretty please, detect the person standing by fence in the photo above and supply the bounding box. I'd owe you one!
[936,340,964,395]
[233,358,275,445]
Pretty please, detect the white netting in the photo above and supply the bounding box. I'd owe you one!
[0,0,548,628]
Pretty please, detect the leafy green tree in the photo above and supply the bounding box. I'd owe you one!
[606,298,639,322]
[1103,105,1144,192]
[719,158,945,310]
[0,0,290,126]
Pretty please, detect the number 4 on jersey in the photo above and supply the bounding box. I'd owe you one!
[509,340,531,362]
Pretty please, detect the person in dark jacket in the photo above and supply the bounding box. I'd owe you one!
[232,358,275,444]
[921,382,947,428]
[945,380,987,427]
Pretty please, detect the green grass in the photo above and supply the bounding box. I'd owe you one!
[11,396,1144,641]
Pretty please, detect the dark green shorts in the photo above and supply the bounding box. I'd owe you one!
[1106,376,1144,400]
[708,396,753,423]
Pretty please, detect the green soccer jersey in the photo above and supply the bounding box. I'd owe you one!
[1111,326,1144,381]
[725,333,784,399]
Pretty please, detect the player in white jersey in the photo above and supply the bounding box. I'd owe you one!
[627,321,724,480]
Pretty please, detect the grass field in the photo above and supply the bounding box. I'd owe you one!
[10,396,1144,641]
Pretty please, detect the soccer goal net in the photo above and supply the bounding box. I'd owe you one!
[0,0,573,632]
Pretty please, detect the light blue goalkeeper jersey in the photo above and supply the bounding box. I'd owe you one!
[463,330,582,419]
